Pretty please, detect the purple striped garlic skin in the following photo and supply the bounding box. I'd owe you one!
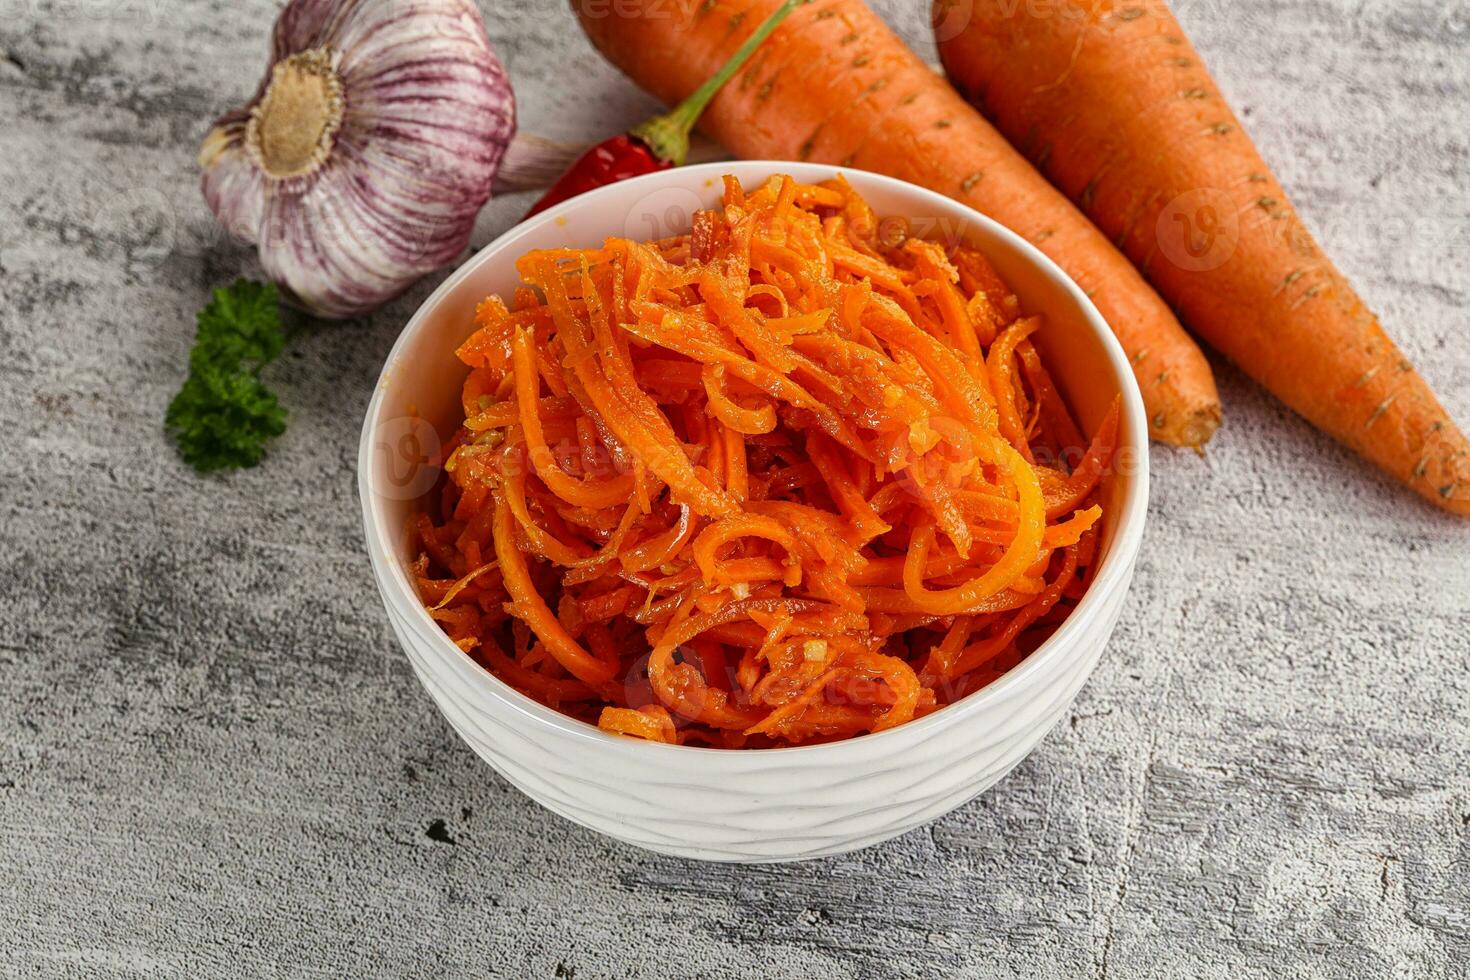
[201,0,517,318]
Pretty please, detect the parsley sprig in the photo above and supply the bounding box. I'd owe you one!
[166,280,289,471]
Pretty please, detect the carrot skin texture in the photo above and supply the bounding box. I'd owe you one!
[936,0,1470,515]
[572,0,1221,448]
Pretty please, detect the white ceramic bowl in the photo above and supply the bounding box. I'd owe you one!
[359,162,1149,863]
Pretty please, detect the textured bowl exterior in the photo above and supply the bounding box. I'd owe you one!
[360,162,1149,863]
[380,561,1133,861]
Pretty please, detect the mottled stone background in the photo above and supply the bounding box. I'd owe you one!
[2,0,1467,976]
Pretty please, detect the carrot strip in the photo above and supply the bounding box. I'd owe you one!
[901,444,1045,615]
[807,432,890,543]
[620,506,696,573]
[702,363,777,434]
[987,316,1042,459]
[493,497,617,690]
[599,705,679,743]
[1043,397,1120,519]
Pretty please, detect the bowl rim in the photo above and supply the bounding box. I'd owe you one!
[358,160,1149,760]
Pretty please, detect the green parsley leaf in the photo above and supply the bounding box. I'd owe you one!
[166,280,289,471]
[192,278,286,369]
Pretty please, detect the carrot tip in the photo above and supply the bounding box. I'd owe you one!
[1150,403,1221,449]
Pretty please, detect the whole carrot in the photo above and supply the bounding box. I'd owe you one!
[573,0,1222,448]
[935,0,1470,514]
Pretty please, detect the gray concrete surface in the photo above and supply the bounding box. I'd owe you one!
[2,0,1468,976]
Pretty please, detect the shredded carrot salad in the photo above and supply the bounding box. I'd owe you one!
[412,174,1120,748]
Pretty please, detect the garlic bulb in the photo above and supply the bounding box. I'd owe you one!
[200,0,516,318]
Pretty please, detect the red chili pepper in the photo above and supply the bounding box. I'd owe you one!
[524,135,672,218]
[524,0,801,218]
